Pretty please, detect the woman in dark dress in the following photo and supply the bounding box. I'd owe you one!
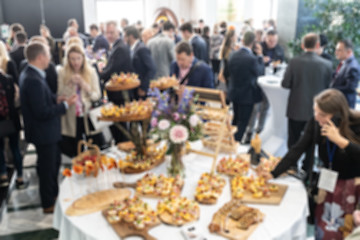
[263,89,360,240]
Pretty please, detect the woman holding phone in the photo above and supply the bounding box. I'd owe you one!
[261,89,360,239]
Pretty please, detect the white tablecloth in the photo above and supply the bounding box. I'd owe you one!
[53,142,308,240]
[258,72,289,156]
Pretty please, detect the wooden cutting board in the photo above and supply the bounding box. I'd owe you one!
[113,181,183,198]
[214,212,265,240]
[120,156,165,174]
[66,188,131,216]
[233,183,288,205]
[102,210,160,240]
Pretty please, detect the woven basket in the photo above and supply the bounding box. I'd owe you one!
[72,140,101,177]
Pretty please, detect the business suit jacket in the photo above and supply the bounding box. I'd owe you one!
[19,66,66,145]
[100,38,132,104]
[19,60,58,94]
[5,60,18,85]
[10,46,25,72]
[132,41,156,99]
[93,34,109,53]
[228,48,264,104]
[282,51,332,121]
[261,42,284,66]
[147,33,175,78]
[330,55,360,108]
[191,35,208,63]
[170,58,214,88]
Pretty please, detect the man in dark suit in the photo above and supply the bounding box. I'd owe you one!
[282,33,332,172]
[19,35,58,94]
[228,31,264,142]
[124,26,156,100]
[180,22,208,63]
[99,21,132,143]
[19,42,76,213]
[331,39,360,108]
[261,30,284,66]
[89,24,109,53]
[10,31,27,71]
[170,41,214,89]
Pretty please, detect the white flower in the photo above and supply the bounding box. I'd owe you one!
[189,114,200,127]
[169,125,189,144]
[158,119,170,130]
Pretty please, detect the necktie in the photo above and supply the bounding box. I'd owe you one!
[336,62,343,74]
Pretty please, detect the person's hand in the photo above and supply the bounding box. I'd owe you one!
[66,94,77,106]
[321,119,350,149]
[70,74,82,85]
[321,119,340,141]
[254,43,263,56]
[57,95,66,104]
[137,88,146,97]
[263,56,271,63]
[354,210,360,227]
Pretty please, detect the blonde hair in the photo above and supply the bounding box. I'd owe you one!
[63,44,92,84]
[65,37,83,49]
[219,29,235,60]
[315,89,360,145]
[0,41,9,73]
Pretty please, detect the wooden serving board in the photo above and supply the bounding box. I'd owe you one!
[158,207,200,226]
[214,212,265,240]
[97,112,151,122]
[66,188,131,216]
[102,210,160,240]
[117,140,159,152]
[233,183,288,205]
[113,181,183,198]
[105,79,140,91]
[120,156,165,174]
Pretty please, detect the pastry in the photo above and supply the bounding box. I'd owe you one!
[150,75,179,90]
[195,173,226,204]
[100,99,153,121]
[157,196,200,226]
[231,176,278,200]
[135,173,183,197]
[216,155,250,176]
[104,196,158,230]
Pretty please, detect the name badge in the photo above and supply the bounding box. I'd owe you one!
[317,168,338,193]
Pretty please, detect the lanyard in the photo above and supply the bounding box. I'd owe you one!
[326,138,337,170]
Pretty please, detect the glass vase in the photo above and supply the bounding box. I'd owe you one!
[168,143,185,177]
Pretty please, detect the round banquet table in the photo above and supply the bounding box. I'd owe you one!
[53,142,308,240]
[258,70,289,157]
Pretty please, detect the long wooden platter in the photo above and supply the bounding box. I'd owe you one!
[113,181,183,198]
[105,79,140,91]
[65,188,131,216]
[102,210,160,240]
[232,183,288,205]
[119,155,166,174]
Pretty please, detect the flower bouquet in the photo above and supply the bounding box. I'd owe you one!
[148,87,202,176]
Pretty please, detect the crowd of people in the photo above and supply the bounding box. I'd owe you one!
[0,16,360,239]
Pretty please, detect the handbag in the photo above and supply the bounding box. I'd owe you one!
[0,119,16,138]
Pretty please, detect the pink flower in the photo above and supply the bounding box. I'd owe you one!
[151,117,158,128]
[158,119,170,130]
[189,114,200,127]
[169,125,189,144]
[172,112,180,121]
[182,114,186,120]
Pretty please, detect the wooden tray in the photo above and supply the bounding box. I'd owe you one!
[149,80,178,91]
[202,138,239,154]
[98,111,152,122]
[113,181,183,198]
[209,200,264,240]
[159,207,200,226]
[65,188,131,216]
[117,140,159,152]
[232,183,288,205]
[120,155,166,174]
[105,79,140,91]
[102,210,160,240]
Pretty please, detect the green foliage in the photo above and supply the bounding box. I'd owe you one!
[288,0,360,60]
